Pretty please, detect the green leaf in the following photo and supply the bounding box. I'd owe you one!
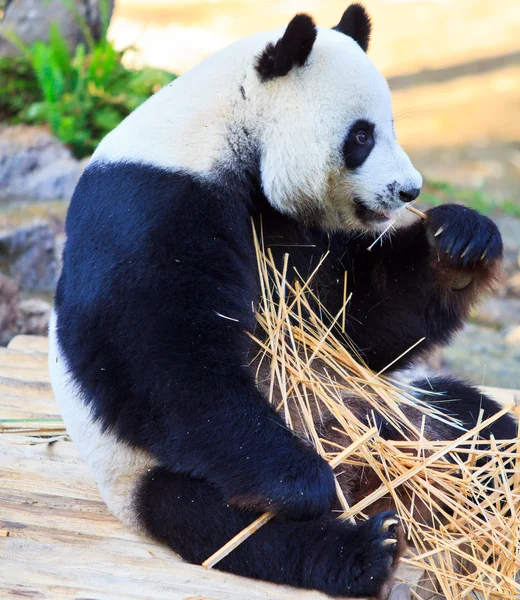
[25,102,48,121]
[93,106,122,132]
[55,0,96,52]
[48,22,72,76]
[99,0,112,44]
[0,29,32,61]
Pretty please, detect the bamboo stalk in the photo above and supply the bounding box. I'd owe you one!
[216,222,520,598]
[406,205,427,220]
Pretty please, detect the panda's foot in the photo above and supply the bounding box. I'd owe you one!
[344,512,404,598]
[297,511,404,598]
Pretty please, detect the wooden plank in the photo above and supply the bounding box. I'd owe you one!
[1,335,518,600]
[0,366,49,384]
[0,347,48,368]
[0,438,331,600]
[7,335,49,354]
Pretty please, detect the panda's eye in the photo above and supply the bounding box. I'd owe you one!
[343,120,375,170]
[355,130,368,144]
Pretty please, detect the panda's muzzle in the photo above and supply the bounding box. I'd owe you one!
[352,197,397,227]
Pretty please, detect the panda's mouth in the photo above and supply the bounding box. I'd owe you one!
[353,197,396,227]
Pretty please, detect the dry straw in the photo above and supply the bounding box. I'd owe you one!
[205,221,520,600]
[0,418,67,437]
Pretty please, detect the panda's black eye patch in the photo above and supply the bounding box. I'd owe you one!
[343,120,375,169]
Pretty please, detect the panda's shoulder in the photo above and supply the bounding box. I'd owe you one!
[65,160,255,278]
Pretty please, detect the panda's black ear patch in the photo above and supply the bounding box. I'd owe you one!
[334,4,371,52]
[255,13,317,81]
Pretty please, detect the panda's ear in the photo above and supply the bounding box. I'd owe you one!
[334,4,371,52]
[255,13,317,81]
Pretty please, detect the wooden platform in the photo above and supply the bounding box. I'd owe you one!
[0,336,518,600]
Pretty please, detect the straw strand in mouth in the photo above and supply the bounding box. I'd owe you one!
[406,204,427,220]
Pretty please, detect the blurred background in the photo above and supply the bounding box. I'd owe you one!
[0,0,518,387]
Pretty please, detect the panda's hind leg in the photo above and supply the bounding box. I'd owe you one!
[135,466,405,598]
[410,376,517,443]
[363,377,517,521]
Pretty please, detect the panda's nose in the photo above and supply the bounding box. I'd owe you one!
[399,187,421,203]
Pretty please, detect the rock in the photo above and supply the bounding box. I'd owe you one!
[0,125,87,202]
[0,274,51,346]
[0,0,115,57]
[472,297,520,329]
[506,272,520,298]
[505,325,520,347]
[17,298,51,337]
[494,215,520,276]
[0,222,58,292]
[442,323,520,390]
[0,273,20,346]
[389,583,412,600]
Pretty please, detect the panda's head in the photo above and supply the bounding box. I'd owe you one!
[242,4,422,231]
[94,4,421,233]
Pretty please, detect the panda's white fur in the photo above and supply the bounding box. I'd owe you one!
[49,312,156,530]
[92,25,421,230]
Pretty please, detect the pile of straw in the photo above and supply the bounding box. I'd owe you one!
[205,224,520,600]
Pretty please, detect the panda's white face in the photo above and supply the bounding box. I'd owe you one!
[245,22,422,231]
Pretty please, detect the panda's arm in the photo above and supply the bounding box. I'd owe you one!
[57,164,336,520]
[326,205,502,372]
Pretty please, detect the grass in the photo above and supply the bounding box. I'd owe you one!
[421,179,520,218]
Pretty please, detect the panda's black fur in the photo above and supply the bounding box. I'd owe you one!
[50,5,517,599]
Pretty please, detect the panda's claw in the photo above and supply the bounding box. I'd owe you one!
[382,518,399,532]
[425,204,503,267]
[338,511,403,596]
[382,538,397,546]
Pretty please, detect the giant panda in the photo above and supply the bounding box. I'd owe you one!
[48,4,516,598]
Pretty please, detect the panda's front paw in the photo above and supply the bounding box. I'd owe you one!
[347,512,404,597]
[425,204,502,268]
[228,448,336,520]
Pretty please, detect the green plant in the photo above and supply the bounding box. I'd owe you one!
[0,0,175,157]
[421,179,520,218]
[0,54,40,120]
